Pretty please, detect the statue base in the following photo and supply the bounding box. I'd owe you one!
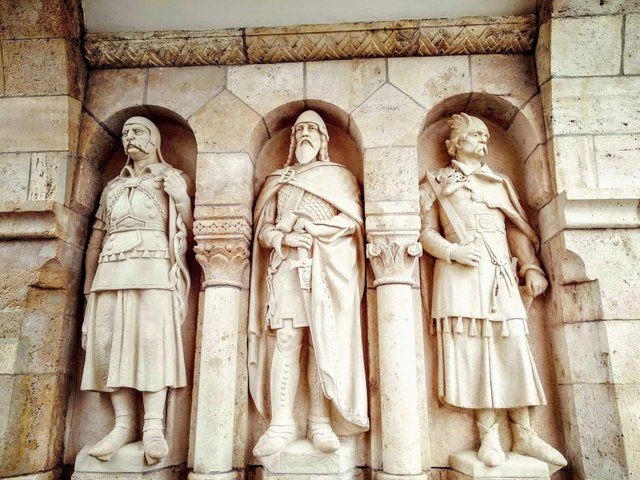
[449,450,562,479]
[256,437,358,480]
[73,442,185,478]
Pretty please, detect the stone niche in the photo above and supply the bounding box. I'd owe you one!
[64,105,200,475]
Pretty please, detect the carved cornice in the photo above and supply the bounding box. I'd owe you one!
[366,236,423,287]
[193,217,252,289]
[84,15,536,69]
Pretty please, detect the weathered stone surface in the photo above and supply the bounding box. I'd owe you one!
[542,76,640,135]
[0,0,82,40]
[0,373,68,477]
[84,69,146,131]
[605,320,640,384]
[470,54,538,108]
[0,153,31,202]
[388,56,470,110]
[617,384,640,478]
[2,39,70,97]
[523,143,554,211]
[624,14,640,74]
[551,322,610,385]
[28,152,69,203]
[147,66,226,119]
[195,152,254,205]
[364,147,419,202]
[551,0,640,16]
[594,134,640,189]
[548,136,598,192]
[0,96,81,152]
[307,59,386,114]
[558,384,628,480]
[551,16,623,77]
[508,94,546,161]
[352,84,425,148]
[227,63,303,116]
[535,21,551,86]
[0,339,19,374]
[189,89,267,160]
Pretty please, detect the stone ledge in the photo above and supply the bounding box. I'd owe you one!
[538,189,640,243]
[84,15,536,69]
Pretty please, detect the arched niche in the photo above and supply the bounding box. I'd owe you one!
[417,94,566,469]
[64,105,199,472]
[247,100,371,462]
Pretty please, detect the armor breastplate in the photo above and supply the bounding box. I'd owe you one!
[276,184,337,222]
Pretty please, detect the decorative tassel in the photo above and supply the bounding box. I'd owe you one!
[455,316,464,334]
[501,319,509,337]
[470,318,478,337]
[482,318,492,337]
[118,252,126,261]
[430,318,436,336]
[436,318,442,334]
[142,250,151,258]
[443,317,451,334]
[524,319,529,335]
[130,250,139,258]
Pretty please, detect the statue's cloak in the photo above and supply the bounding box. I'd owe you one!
[248,161,369,433]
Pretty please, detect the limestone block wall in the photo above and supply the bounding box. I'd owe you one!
[535,1,640,479]
[0,1,86,479]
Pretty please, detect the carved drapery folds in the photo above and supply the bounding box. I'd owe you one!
[193,217,251,288]
[366,236,423,287]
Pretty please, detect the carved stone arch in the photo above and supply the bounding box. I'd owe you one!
[417,92,567,469]
[65,104,199,472]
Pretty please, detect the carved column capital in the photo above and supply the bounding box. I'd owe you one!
[193,217,251,288]
[366,235,423,287]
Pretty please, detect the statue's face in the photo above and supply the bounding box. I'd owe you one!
[457,127,489,159]
[122,123,152,160]
[294,122,321,164]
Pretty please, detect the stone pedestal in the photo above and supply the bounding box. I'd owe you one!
[256,438,358,480]
[448,451,560,479]
[73,444,187,479]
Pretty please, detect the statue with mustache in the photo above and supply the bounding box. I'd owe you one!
[249,111,369,457]
[80,116,192,466]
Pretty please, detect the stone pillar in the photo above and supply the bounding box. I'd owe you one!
[189,211,251,480]
[536,1,640,479]
[0,1,86,479]
[366,234,427,480]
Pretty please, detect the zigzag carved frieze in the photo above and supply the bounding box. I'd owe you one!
[84,15,536,69]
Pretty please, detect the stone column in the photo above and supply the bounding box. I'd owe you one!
[366,234,427,480]
[189,212,251,480]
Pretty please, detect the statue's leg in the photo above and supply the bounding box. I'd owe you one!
[307,343,339,453]
[88,388,137,461]
[253,322,304,457]
[476,408,505,467]
[142,387,169,465]
[508,407,566,466]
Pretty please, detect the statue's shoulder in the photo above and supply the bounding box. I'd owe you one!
[433,164,467,185]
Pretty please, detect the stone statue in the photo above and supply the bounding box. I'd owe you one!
[249,110,369,457]
[81,116,193,465]
[419,113,566,469]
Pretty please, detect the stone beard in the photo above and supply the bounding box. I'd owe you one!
[80,116,192,466]
[249,110,369,458]
[419,113,566,469]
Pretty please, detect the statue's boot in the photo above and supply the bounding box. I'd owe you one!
[307,346,339,453]
[511,422,567,467]
[89,389,137,461]
[253,343,301,457]
[142,389,169,465]
[476,421,506,467]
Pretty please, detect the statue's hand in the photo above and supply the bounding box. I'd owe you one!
[162,172,189,204]
[293,217,321,237]
[450,244,482,267]
[283,232,312,249]
[525,269,548,297]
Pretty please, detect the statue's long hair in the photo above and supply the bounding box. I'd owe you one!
[284,128,330,166]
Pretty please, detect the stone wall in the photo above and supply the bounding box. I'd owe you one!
[536,1,640,479]
[0,1,87,479]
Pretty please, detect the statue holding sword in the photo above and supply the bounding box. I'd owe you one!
[419,113,566,469]
[249,111,369,457]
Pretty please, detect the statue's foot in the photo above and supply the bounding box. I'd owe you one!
[511,423,567,467]
[142,428,169,465]
[88,425,137,461]
[477,421,506,467]
[308,417,340,453]
[253,423,297,457]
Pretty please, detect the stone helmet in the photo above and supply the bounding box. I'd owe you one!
[122,116,168,164]
[293,110,329,141]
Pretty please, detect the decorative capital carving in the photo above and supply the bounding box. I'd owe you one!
[193,217,251,288]
[366,237,423,287]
